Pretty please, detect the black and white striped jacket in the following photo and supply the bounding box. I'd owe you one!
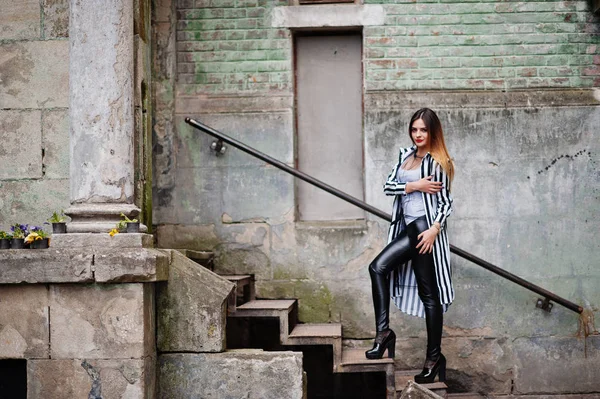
[383,145,454,318]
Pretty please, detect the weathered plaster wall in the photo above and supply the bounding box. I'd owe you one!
[152,0,600,394]
[0,0,70,227]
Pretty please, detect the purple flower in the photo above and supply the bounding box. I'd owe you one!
[10,224,28,238]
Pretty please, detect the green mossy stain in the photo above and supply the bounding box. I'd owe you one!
[295,283,333,323]
[272,266,307,280]
[207,323,217,338]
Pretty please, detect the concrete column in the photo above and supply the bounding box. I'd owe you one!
[66,0,143,232]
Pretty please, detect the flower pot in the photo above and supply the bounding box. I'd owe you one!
[52,222,67,234]
[31,238,50,249]
[126,222,140,233]
[10,238,25,249]
[0,239,10,249]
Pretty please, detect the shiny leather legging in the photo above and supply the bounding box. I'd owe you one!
[369,216,443,361]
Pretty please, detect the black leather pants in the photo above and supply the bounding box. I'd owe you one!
[369,216,443,361]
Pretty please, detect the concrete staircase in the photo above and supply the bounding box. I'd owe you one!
[185,250,449,399]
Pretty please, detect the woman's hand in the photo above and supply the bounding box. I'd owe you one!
[416,227,439,254]
[407,176,442,194]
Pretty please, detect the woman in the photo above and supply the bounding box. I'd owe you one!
[365,108,454,384]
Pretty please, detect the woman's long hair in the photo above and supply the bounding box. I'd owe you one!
[409,108,455,186]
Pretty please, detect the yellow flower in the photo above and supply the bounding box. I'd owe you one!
[24,232,39,244]
[109,228,119,237]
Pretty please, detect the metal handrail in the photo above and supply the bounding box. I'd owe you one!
[185,117,583,315]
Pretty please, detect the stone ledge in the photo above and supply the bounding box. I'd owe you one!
[271,5,385,28]
[0,248,169,284]
[94,249,169,283]
[365,89,600,110]
[0,250,94,283]
[175,94,293,114]
[51,233,154,249]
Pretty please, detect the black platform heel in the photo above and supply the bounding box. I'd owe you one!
[414,353,446,383]
[365,329,396,359]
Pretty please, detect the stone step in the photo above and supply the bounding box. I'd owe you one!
[339,348,394,370]
[289,323,341,339]
[287,323,343,372]
[228,299,297,344]
[395,369,447,397]
[232,299,296,313]
[224,274,253,284]
[220,274,256,311]
[338,348,395,399]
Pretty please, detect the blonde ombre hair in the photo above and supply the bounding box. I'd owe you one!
[409,108,455,188]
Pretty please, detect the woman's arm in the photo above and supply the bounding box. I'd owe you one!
[433,164,453,228]
[383,162,406,196]
[383,164,443,196]
[417,163,453,254]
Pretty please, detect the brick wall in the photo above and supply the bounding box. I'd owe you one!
[364,0,600,90]
[176,0,293,95]
[175,0,600,94]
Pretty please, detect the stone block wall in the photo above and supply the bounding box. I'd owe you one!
[0,0,153,229]
[0,0,70,227]
[0,283,156,398]
[0,241,169,398]
[159,351,305,399]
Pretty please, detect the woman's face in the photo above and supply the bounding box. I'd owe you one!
[411,118,429,150]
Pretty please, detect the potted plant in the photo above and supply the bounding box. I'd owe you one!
[26,226,50,249]
[10,224,28,249]
[47,210,68,233]
[0,231,11,249]
[116,213,140,233]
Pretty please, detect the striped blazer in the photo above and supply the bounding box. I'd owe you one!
[383,145,454,318]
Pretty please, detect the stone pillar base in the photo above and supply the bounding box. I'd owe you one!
[65,203,147,233]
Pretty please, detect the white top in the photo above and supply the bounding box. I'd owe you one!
[396,161,426,226]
